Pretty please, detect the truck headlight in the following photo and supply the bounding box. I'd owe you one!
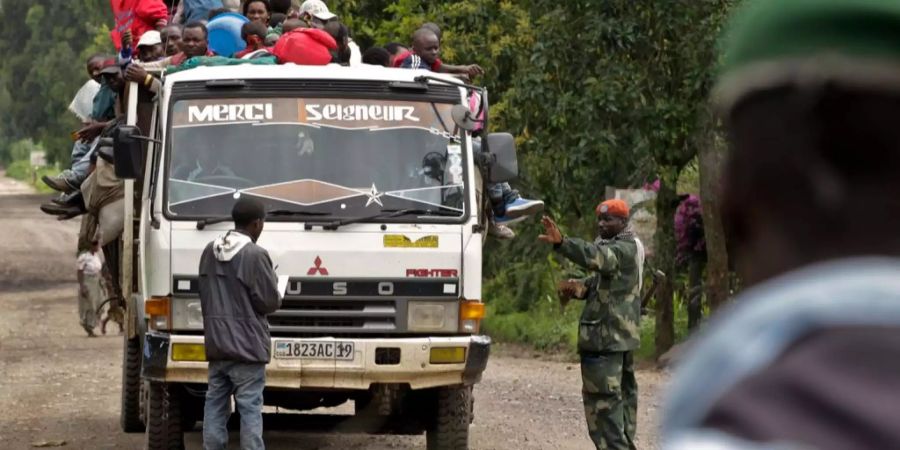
[408,301,458,332]
[171,298,204,330]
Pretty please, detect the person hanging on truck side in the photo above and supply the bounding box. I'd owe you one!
[538,200,644,450]
[199,196,282,450]
[41,58,124,199]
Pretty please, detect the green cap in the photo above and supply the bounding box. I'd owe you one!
[716,0,900,110]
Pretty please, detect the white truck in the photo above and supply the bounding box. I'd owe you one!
[111,64,518,449]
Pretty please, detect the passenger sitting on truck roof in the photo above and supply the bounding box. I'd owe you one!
[175,0,226,24]
[261,0,291,42]
[207,7,230,20]
[324,21,350,65]
[269,12,286,28]
[281,19,305,34]
[299,0,336,29]
[161,24,183,57]
[362,47,392,67]
[297,0,361,65]
[396,26,484,79]
[385,42,408,61]
[235,22,271,59]
[270,0,291,15]
[242,0,271,27]
[139,21,212,70]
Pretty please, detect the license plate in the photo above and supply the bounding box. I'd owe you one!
[274,340,355,360]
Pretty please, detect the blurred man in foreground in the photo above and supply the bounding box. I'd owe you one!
[663,1,900,449]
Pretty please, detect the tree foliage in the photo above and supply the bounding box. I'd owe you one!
[0,0,111,163]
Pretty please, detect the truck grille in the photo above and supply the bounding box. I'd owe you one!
[172,276,460,337]
[269,299,397,334]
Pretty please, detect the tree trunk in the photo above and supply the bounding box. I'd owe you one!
[698,128,730,312]
[687,254,704,330]
[654,166,679,358]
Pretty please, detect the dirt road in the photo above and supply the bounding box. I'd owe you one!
[0,188,666,449]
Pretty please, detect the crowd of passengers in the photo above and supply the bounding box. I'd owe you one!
[41,0,545,337]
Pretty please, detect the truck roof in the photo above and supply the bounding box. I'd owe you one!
[163,63,467,86]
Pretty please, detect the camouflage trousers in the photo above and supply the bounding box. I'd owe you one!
[580,351,637,450]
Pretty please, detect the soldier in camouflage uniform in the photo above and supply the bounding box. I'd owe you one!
[539,199,645,450]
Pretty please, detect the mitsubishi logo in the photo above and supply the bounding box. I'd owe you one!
[307,256,329,276]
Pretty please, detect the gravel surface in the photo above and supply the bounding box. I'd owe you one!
[0,190,666,449]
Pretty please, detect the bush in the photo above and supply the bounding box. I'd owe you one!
[5,158,59,194]
[485,290,693,361]
[483,300,579,353]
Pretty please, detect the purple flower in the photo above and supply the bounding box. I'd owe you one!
[675,194,705,263]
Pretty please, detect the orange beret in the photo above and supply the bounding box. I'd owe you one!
[596,199,629,218]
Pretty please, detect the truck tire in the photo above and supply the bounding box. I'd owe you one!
[426,386,472,450]
[145,381,184,450]
[120,334,144,432]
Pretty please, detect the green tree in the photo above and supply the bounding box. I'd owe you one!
[0,0,111,164]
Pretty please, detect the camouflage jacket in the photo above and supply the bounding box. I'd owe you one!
[556,232,644,353]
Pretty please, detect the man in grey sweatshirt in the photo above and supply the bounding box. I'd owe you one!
[198,196,282,450]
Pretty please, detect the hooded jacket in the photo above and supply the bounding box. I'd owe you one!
[198,230,282,363]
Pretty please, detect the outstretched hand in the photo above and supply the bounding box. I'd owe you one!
[465,64,485,77]
[538,215,563,244]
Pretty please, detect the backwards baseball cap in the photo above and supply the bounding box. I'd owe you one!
[596,199,629,219]
[299,0,337,21]
[136,30,162,48]
[716,0,900,111]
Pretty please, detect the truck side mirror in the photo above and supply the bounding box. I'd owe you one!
[114,125,144,180]
[486,132,518,183]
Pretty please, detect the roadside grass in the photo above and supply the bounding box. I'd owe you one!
[484,293,693,362]
[5,159,59,194]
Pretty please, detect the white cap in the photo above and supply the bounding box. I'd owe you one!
[299,0,337,21]
[136,30,162,48]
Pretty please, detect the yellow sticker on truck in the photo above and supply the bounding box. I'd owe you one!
[384,235,439,248]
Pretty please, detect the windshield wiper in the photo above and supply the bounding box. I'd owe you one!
[311,208,461,231]
[267,209,330,218]
[197,209,330,230]
[196,216,232,230]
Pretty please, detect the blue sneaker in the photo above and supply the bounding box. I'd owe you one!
[494,214,528,226]
[503,197,544,219]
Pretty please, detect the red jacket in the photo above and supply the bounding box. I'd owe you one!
[273,29,337,66]
[109,0,169,51]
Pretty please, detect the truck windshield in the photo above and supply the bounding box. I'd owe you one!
[165,97,466,221]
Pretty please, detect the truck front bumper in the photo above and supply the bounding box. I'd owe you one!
[142,332,490,390]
